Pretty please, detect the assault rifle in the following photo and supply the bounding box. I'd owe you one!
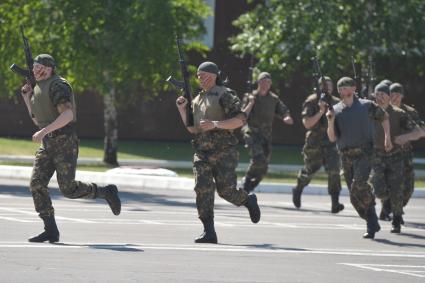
[351,56,364,98]
[246,55,255,93]
[312,57,333,110]
[10,25,36,88]
[364,56,376,100]
[166,37,194,127]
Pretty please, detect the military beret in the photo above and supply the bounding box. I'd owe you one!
[379,79,393,86]
[197,61,219,75]
[337,77,355,88]
[390,83,404,95]
[258,72,271,81]
[374,83,390,95]
[318,76,332,84]
[34,54,56,68]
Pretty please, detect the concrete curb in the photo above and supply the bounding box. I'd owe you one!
[2,155,425,177]
[0,165,424,198]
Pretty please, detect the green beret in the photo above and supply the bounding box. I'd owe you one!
[374,83,390,95]
[390,83,404,95]
[34,54,56,68]
[197,61,219,75]
[337,77,355,88]
[258,72,271,81]
[379,79,393,86]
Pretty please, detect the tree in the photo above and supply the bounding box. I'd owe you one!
[0,0,210,164]
[230,0,425,90]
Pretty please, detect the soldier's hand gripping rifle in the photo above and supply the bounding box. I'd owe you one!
[10,25,36,88]
[312,57,333,110]
[166,37,194,127]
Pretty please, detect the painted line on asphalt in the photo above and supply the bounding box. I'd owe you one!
[340,263,425,278]
[0,216,34,223]
[1,242,425,259]
[0,207,96,223]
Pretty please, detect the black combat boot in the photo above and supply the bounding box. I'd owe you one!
[379,199,392,221]
[97,184,121,215]
[28,215,60,243]
[391,215,402,233]
[363,207,381,239]
[292,185,303,209]
[242,175,257,193]
[244,193,261,223]
[330,192,345,213]
[195,217,217,244]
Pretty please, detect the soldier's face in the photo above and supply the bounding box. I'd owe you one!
[197,71,216,91]
[33,63,52,81]
[258,78,271,94]
[338,86,355,98]
[320,81,333,94]
[375,91,390,105]
[390,92,403,106]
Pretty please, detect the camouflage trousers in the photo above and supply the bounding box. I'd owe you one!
[296,144,341,194]
[242,133,271,192]
[340,146,375,219]
[193,146,248,219]
[30,133,97,218]
[370,149,404,216]
[401,148,414,207]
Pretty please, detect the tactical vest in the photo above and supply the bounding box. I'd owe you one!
[31,75,77,128]
[374,105,405,151]
[192,85,226,131]
[247,91,278,129]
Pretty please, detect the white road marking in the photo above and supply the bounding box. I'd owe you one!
[340,263,425,278]
[0,207,96,223]
[0,216,34,223]
[0,242,425,259]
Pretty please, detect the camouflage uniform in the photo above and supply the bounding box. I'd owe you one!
[29,74,100,218]
[192,85,249,219]
[371,105,417,219]
[25,54,119,243]
[399,103,425,206]
[334,98,386,219]
[241,90,290,192]
[296,94,341,196]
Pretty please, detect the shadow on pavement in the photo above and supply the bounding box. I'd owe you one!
[219,242,308,251]
[0,184,196,210]
[374,238,425,249]
[396,232,425,240]
[53,242,144,252]
[404,222,425,230]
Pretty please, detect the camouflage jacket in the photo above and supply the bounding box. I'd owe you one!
[241,90,290,141]
[302,93,340,148]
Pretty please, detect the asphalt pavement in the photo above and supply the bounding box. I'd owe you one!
[0,178,424,282]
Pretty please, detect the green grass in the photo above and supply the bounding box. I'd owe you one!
[1,137,425,186]
[0,137,303,164]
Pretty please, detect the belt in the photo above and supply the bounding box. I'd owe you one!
[46,127,74,138]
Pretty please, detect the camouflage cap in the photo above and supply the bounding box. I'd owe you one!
[390,83,404,95]
[337,77,355,88]
[379,79,392,86]
[34,54,56,68]
[258,72,271,81]
[197,61,219,75]
[374,83,390,95]
[318,76,332,84]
